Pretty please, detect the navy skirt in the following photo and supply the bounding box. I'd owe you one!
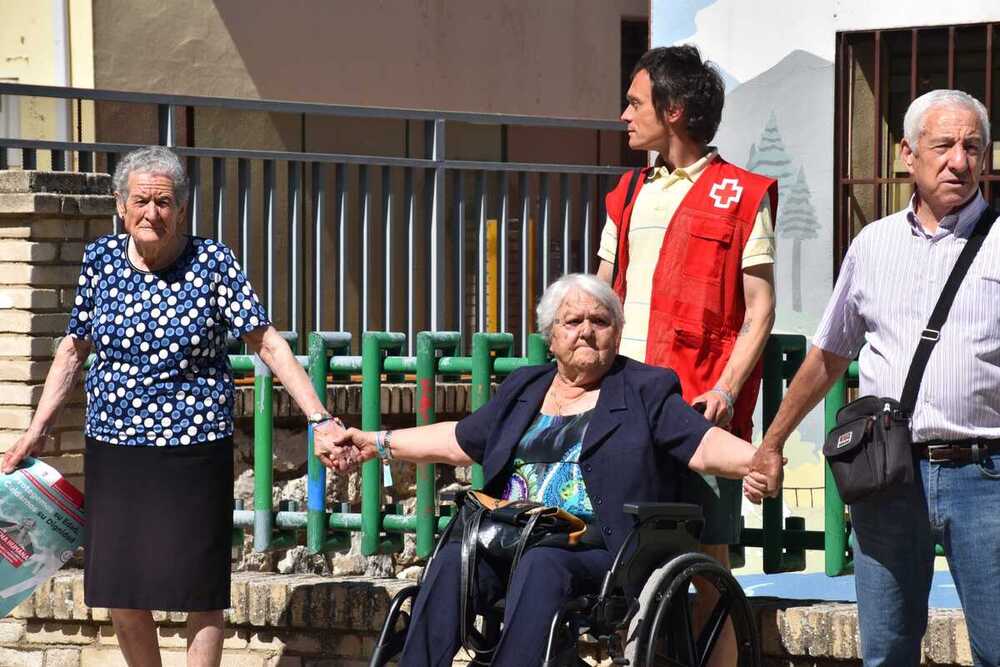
[83,437,233,611]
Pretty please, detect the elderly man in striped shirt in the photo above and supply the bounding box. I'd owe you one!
[747,89,1000,666]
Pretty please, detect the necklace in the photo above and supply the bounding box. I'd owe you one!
[546,374,599,416]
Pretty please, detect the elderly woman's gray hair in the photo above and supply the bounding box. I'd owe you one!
[112,146,190,206]
[904,89,991,151]
[536,273,624,342]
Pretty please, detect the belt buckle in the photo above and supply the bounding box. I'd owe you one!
[926,444,953,463]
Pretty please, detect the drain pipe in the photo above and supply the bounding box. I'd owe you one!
[51,0,73,156]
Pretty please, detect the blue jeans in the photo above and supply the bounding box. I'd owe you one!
[851,453,1000,667]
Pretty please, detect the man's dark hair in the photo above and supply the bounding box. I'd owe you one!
[632,45,725,145]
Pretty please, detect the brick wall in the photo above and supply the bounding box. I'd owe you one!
[0,171,116,492]
[0,570,412,666]
[0,575,975,665]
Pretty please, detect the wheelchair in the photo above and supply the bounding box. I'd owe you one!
[369,502,759,667]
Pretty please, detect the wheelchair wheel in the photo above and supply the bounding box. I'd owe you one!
[623,553,759,667]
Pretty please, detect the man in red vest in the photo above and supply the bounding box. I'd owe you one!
[597,45,778,666]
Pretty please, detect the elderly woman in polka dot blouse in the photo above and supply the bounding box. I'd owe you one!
[1,146,344,667]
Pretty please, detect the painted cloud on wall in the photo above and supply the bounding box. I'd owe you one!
[653,0,835,88]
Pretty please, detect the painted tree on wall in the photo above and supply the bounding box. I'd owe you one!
[746,112,796,206]
[746,112,820,311]
[780,166,820,311]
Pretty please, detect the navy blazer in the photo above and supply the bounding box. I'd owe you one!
[454,355,712,555]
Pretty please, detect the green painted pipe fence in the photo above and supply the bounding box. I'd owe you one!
[736,334,824,572]
[82,330,868,576]
[822,362,856,576]
[295,330,550,558]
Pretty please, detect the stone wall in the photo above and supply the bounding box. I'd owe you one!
[0,573,975,665]
[755,598,973,666]
[0,570,409,666]
[228,385,473,578]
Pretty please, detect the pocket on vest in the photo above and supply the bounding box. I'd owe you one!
[681,216,735,285]
[665,327,727,394]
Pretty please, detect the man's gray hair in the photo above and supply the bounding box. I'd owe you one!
[536,273,624,342]
[903,89,991,151]
[112,146,190,206]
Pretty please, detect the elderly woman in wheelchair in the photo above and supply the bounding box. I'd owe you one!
[320,273,761,667]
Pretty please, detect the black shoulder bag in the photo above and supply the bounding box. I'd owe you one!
[823,205,996,504]
[443,490,587,656]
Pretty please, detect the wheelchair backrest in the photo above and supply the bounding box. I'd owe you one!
[602,503,704,597]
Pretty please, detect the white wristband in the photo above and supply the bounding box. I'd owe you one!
[375,430,393,488]
[710,387,735,413]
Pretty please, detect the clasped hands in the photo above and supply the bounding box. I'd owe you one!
[692,391,783,504]
[313,423,376,473]
[743,445,785,504]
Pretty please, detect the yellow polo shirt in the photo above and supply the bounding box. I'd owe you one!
[598,151,775,362]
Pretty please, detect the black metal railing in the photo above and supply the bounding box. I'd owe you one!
[0,82,630,354]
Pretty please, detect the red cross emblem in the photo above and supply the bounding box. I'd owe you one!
[708,178,743,209]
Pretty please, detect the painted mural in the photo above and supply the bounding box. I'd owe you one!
[651,0,837,571]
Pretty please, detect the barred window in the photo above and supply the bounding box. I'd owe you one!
[835,23,1000,269]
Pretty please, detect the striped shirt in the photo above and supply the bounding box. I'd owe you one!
[598,150,776,362]
[813,192,1000,442]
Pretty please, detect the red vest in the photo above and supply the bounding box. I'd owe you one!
[605,155,778,439]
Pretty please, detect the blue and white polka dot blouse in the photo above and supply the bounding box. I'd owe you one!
[67,235,270,446]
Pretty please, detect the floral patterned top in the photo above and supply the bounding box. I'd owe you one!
[501,409,594,520]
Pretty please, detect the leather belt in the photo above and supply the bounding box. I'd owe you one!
[915,439,1000,464]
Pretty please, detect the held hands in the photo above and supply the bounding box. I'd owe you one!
[313,424,377,473]
[743,445,786,504]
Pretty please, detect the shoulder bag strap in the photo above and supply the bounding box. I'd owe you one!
[460,507,493,655]
[899,205,997,413]
[609,168,645,288]
[506,511,545,593]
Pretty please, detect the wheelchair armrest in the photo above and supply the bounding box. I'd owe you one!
[622,502,702,526]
